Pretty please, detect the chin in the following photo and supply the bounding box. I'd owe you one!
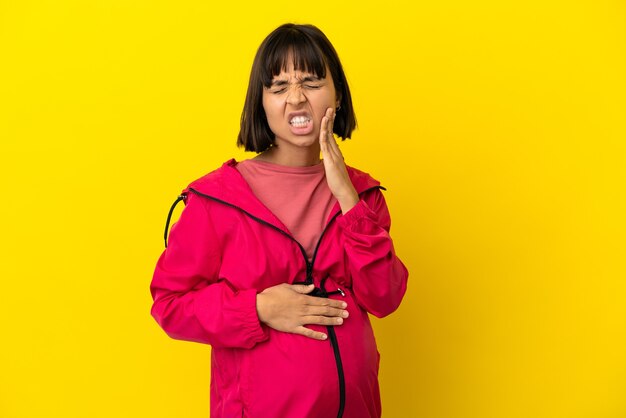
[296,138,320,148]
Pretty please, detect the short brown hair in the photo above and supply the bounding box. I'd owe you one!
[237,23,357,153]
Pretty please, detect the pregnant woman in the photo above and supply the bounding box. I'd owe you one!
[150,22,409,418]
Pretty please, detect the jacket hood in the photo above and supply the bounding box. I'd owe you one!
[181,158,383,230]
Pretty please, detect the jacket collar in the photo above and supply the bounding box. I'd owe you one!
[183,158,382,233]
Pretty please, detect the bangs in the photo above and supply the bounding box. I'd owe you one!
[260,30,328,87]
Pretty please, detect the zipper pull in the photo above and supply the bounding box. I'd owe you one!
[327,288,345,297]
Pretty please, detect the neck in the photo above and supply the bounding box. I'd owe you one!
[255,141,321,167]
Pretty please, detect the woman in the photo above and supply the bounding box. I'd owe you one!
[150,23,409,418]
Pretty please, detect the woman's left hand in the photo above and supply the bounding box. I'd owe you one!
[319,107,359,213]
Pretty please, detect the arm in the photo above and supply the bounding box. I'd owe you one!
[318,107,408,317]
[335,188,409,318]
[150,192,269,349]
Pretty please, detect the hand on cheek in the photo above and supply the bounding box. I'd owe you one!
[319,107,359,213]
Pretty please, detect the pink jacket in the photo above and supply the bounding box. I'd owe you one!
[150,158,409,418]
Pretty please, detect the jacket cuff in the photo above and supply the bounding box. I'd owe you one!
[236,288,270,344]
[335,199,376,231]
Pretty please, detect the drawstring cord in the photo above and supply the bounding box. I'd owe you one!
[164,194,186,248]
[294,274,346,418]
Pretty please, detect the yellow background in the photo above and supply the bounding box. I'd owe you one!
[1,1,625,417]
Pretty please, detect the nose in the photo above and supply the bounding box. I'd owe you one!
[285,84,306,105]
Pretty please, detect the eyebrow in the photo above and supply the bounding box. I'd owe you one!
[270,76,321,87]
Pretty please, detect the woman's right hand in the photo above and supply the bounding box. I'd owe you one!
[256,283,349,340]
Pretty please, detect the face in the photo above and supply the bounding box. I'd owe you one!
[262,55,340,150]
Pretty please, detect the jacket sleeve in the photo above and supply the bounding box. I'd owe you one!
[335,188,409,318]
[150,191,270,349]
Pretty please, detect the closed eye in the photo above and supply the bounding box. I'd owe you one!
[270,84,321,94]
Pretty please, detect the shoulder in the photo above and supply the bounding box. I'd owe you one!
[345,163,385,193]
[345,163,376,179]
[182,158,237,194]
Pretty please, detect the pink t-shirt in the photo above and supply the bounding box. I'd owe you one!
[235,159,337,261]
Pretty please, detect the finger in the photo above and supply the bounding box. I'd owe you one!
[319,117,329,149]
[303,315,345,326]
[323,130,341,161]
[327,135,341,160]
[326,108,333,133]
[304,304,349,318]
[321,123,337,164]
[291,283,315,294]
[327,120,343,158]
[304,296,347,309]
[319,115,328,143]
[295,325,327,341]
[322,108,332,132]
[327,109,335,142]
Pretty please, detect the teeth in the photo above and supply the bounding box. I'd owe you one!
[290,116,310,126]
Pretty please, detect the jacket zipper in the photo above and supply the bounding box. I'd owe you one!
[165,185,385,418]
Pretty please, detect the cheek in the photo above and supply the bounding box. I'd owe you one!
[261,95,270,113]
[316,89,336,108]
[262,98,278,119]
[312,95,335,117]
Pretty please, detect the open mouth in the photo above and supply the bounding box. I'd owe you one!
[289,115,311,128]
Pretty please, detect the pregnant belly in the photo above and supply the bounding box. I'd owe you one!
[234,303,381,418]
